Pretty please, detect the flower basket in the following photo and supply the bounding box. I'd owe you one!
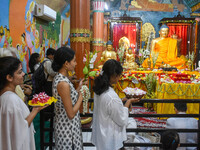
[28,92,57,106]
[123,87,146,100]
[125,93,145,99]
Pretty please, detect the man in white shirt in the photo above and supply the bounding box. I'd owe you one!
[166,103,198,150]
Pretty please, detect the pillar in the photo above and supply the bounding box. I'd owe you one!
[92,0,105,64]
[70,0,90,79]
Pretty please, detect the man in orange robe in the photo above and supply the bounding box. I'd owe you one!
[142,24,186,69]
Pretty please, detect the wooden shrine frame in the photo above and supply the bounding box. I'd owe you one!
[107,15,142,51]
[159,12,198,62]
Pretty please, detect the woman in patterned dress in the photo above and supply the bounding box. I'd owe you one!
[52,47,84,150]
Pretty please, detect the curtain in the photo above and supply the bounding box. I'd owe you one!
[113,23,136,51]
[168,24,188,55]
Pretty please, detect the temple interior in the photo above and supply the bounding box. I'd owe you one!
[1,0,200,150]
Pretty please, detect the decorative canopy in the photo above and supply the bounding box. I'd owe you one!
[159,12,196,24]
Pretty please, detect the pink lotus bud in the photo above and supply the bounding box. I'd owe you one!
[83,57,87,63]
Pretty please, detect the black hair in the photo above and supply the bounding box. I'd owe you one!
[52,47,75,72]
[46,48,56,56]
[93,59,123,95]
[174,103,187,112]
[29,53,40,73]
[0,56,21,91]
[161,130,180,150]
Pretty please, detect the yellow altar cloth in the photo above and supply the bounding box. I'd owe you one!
[156,83,200,115]
[113,70,200,115]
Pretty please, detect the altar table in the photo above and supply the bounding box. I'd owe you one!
[156,82,200,114]
[114,77,200,115]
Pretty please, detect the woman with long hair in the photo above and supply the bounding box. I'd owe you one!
[92,59,140,150]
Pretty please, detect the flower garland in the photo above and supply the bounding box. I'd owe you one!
[80,85,90,114]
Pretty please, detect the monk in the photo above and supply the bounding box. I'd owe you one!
[142,24,186,69]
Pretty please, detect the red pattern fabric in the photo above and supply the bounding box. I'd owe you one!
[133,106,166,128]
[168,25,188,55]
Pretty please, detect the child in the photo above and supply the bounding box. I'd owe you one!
[161,130,180,150]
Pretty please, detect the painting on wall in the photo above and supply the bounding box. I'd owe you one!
[118,0,186,12]
[0,0,61,73]
[61,3,70,47]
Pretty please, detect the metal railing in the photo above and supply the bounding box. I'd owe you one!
[40,98,200,149]
[81,98,200,149]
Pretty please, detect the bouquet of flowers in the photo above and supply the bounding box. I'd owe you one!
[83,49,100,79]
[28,92,57,106]
[189,51,195,63]
[138,49,145,66]
[144,73,157,98]
[151,51,159,69]
[117,46,125,63]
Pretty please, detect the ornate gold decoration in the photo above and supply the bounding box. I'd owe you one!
[70,37,90,43]
[191,13,200,17]
[92,38,104,46]
[191,3,200,12]
[70,28,91,43]
[141,23,155,42]
[70,28,90,34]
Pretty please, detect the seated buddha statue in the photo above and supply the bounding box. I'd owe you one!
[123,47,138,70]
[142,24,186,69]
[101,40,117,63]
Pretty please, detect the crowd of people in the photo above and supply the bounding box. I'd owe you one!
[0,46,198,150]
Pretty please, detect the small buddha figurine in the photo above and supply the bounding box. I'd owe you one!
[101,40,117,63]
[123,47,138,70]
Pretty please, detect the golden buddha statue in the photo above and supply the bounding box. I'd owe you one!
[119,36,130,53]
[101,40,117,63]
[142,24,186,69]
[123,47,138,70]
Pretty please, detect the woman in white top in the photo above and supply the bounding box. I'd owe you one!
[92,59,139,150]
[0,56,47,150]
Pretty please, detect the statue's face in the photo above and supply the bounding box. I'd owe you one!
[159,28,169,38]
[107,45,113,51]
[128,49,132,54]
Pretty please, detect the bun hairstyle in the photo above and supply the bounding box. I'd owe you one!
[0,56,21,91]
[161,130,180,150]
[93,59,123,95]
[52,47,75,72]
